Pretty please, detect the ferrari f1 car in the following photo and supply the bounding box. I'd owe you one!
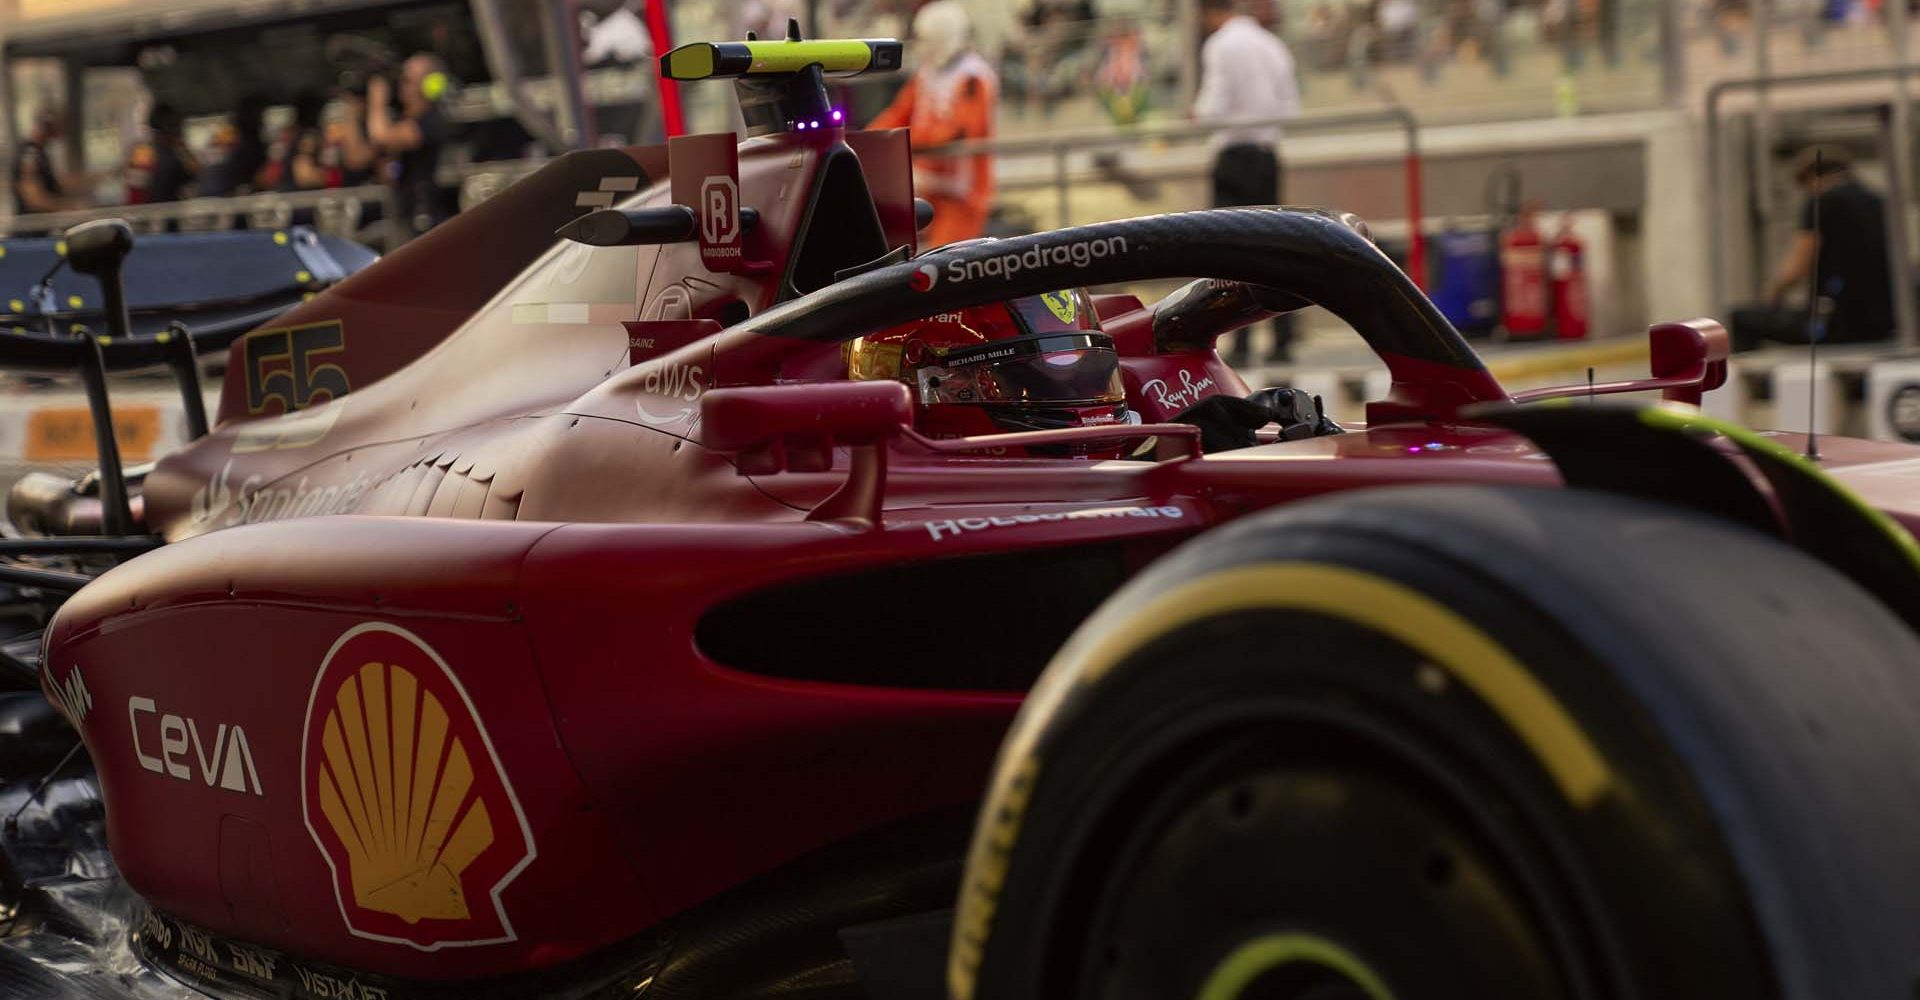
[2,28,1919,1000]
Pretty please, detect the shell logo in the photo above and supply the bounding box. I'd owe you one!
[301,623,535,950]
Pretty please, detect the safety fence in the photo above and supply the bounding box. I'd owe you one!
[928,107,1426,282]
[0,158,548,245]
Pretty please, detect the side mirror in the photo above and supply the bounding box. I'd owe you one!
[701,381,913,475]
[63,218,135,279]
[1649,319,1730,407]
[1507,318,1732,406]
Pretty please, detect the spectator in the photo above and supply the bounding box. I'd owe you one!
[581,1,653,67]
[870,0,999,249]
[1378,0,1421,58]
[1193,0,1301,365]
[737,0,808,38]
[9,108,86,215]
[368,53,452,237]
[1092,20,1151,125]
[323,93,381,188]
[262,92,329,191]
[200,94,269,197]
[1733,145,1895,349]
[316,93,380,189]
[125,102,199,205]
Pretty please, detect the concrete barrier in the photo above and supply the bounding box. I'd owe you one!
[0,386,216,468]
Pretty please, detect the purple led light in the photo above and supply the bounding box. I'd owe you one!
[810,120,820,128]
[795,120,808,130]
[831,109,844,122]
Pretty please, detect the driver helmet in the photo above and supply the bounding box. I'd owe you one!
[846,287,1133,455]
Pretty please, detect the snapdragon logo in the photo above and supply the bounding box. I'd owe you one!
[937,236,1130,287]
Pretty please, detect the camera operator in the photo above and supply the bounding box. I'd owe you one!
[367,53,451,237]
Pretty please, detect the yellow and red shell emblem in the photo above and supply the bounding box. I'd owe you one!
[302,623,534,949]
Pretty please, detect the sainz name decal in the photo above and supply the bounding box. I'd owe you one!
[922,504,1184,541]
[915,236,1130,291]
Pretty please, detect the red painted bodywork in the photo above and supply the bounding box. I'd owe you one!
[39,125,1920,985]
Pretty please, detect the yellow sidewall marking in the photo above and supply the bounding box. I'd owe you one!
[948,754,1038,1000]
[949,561,1613,1000]
[1070,564,1611,807]
[1196,934,1395,1000]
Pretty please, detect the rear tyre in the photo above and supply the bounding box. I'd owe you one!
[950,486,1920,1000]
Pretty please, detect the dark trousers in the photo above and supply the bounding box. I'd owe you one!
[1729,304,1893,351]
[1212,142,1292,363]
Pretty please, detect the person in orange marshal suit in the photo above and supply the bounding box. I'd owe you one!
[868,0,998,250]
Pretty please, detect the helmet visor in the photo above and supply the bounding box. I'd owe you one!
[916,332,1125,408]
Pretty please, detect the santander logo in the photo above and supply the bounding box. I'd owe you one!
[910,263,940,292]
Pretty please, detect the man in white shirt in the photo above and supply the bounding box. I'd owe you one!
[1193,0,1302,364]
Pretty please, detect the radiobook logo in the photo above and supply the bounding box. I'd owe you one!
[942,236,1129,286]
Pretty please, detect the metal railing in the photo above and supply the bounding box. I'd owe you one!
[1705,67,1920,350]
[0,157,549,243]
[5,111,1423,272]
[4,184,389,237]
[925,106,1424,283]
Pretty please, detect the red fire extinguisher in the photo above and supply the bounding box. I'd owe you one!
[1549,216,1590,340]
[1500,204,1548,338]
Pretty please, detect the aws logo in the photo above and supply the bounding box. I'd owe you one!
[301,623,535,950]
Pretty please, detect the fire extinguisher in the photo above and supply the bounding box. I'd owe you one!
[1549,215,1590,340]
[1500,204,1549,338]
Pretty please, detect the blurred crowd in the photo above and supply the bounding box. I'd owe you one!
[11,53,452,236]
[793,0,1639,131]
[5,0,1661,230]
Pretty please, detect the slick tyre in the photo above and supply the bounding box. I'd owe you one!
[949,485,1920,1000]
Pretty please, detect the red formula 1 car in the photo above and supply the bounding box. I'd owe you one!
[2,31,1920,1000]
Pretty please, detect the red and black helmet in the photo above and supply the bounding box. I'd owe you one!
[847,287,1132,453]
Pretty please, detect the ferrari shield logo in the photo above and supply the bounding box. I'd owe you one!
[1041,290,1077,325]
[302,623,535,950]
